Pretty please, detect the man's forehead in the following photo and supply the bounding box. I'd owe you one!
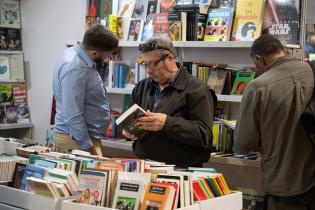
[142,51,161,60]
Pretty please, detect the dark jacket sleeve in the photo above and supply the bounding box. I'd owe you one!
[162,84,214,149]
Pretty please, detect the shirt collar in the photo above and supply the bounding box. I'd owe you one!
[73,44,96,68]
[267,55,297,71]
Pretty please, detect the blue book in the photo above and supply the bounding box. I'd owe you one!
[19,164,46,190]
[114,64,120,88]
[119,65,129,88]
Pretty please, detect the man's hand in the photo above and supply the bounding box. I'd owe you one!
[136,110,167,131]
[84,146,98,155]
[122,129,138,140]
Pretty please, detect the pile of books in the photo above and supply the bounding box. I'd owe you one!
[0,152,28,182]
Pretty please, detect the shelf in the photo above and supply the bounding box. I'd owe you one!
[0,50,23,55]
[119,41,299,49]
[209,156,261,168]
[106,87,133,94]
[0,79,25,83]
[217,95,242,102]
[0,123,32,130]
[119,41,254,48]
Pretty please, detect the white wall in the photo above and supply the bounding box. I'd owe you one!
[20,0,86,143]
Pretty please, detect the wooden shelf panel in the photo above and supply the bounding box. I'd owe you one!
[0,123,32,130]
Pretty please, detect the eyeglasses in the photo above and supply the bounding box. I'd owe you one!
[138,42,171,53]
[139,54,169,70]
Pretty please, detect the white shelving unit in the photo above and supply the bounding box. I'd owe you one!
[0,79,25,83]
[0,123,32,130]
[0,50,23,55]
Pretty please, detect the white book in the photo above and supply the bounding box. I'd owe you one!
[8,54,24,80]
[118,0,136,17]
[0,55,10,81]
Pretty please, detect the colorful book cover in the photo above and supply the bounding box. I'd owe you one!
[263,0,300,45]
[153,13,169,39]
[118,0,136,17]
[230,70,255,95]
[85,16,101,30]
[141,19,154,41]
[5,104,18,123]
[99,0,112,18]
[19,164,46,191]
[6,28,21,50]
[0,0,20,28]
[11,163,26,189]
[132,0,149,19]
[168,11,182,41]
[146,0,159,21]
[127,19,143,41]
[88,0,99,17]
[160,0,176,13]
[109,15,118,34]
[140,182,171,210]
[231,0,265,41]
[13,83,27,105]
[204,8,234,41]
[0,55,10,81]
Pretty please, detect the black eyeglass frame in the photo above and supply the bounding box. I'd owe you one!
[139,53,169,70]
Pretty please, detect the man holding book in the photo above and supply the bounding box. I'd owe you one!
[122,38,215,167]
[234,35,315,210]
[53,25,118,156]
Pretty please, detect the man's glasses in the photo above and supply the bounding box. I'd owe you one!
[139,54,169,70]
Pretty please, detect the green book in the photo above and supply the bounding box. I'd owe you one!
[230,70,255,95]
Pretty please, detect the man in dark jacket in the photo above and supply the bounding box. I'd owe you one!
[122,38,214,167]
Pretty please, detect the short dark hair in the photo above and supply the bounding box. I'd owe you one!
[138,38,176,57]
[251,34,285,57]
[82,25,118,52]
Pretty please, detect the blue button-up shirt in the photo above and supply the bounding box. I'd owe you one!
[53,44,110,149]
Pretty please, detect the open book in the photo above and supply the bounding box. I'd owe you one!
[115,104,148,137]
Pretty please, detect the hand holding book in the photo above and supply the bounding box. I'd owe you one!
[136,110,167,131]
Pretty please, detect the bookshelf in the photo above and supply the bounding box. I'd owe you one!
[0,50,23,55]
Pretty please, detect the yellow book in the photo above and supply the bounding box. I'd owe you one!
[218,174,231,194]
[231,0,265,41]
[109,15,118,34]
[210,177,224,196]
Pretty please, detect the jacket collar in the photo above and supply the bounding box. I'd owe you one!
[267,55,297,71]
[73,44,96,68]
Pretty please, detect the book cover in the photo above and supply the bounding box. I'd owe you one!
[85,16,101,30]
[112,180,144,210]
[118,0,136,17]
[17,104,30,123]
[0,0,20,28]
[230,70,255,95]
[0,55,10,81]
[140,182,172,210]
[218,0,236,7]
[204,8,234,41]
[11,162,26,189]
[6,28,21,50]
[115,104,148,137]
[8,54,24,80]
[13,83,27,105]
[231,0,265,41]
[153,13,169,39]
[0,28,7,50]
[132,0,149,20]
[141,19,154,41]
[109,15,118,34]
[206,67,228,94]
[4,104,17,123]
[160,0,176,13]
[168,11,182,41]
[99,0,112,18]
[196,13,207,41]
[127,19,143,41]
[76,170,107,206]
[146,0,159,21]
[19,164,46,191]
[263,0,300,45]
[177,0,194,4]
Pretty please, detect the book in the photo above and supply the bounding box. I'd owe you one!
[141,19,154,41]
[76,170,107,206]
[127,19,143,41]
[99,0,112,18]
[204,8,234,41]
[263,0,301,45]
[168,11,182,41]
[0,0,21,28]
[88,0,99,17]
[146,0,159,21]
[231,0,265,41]
[11,162,26,189]
[26,176,60,198]
[230,70,255,95]
[206,67,228,94]
[6,28,21,50]
[4,104,18,123]
[160,0,176,13]
[109,15,118,34]
[118,0,136,17]
[0,28,7,50]
[132,0,149,19]
[85,16,101,30]
[8,54,24,80]
[13,83,27,105]
[0,55,10,81]
[218,0,236,7]
[153,13,169,39]
[115,104,148,137]
[19,164,46,191]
